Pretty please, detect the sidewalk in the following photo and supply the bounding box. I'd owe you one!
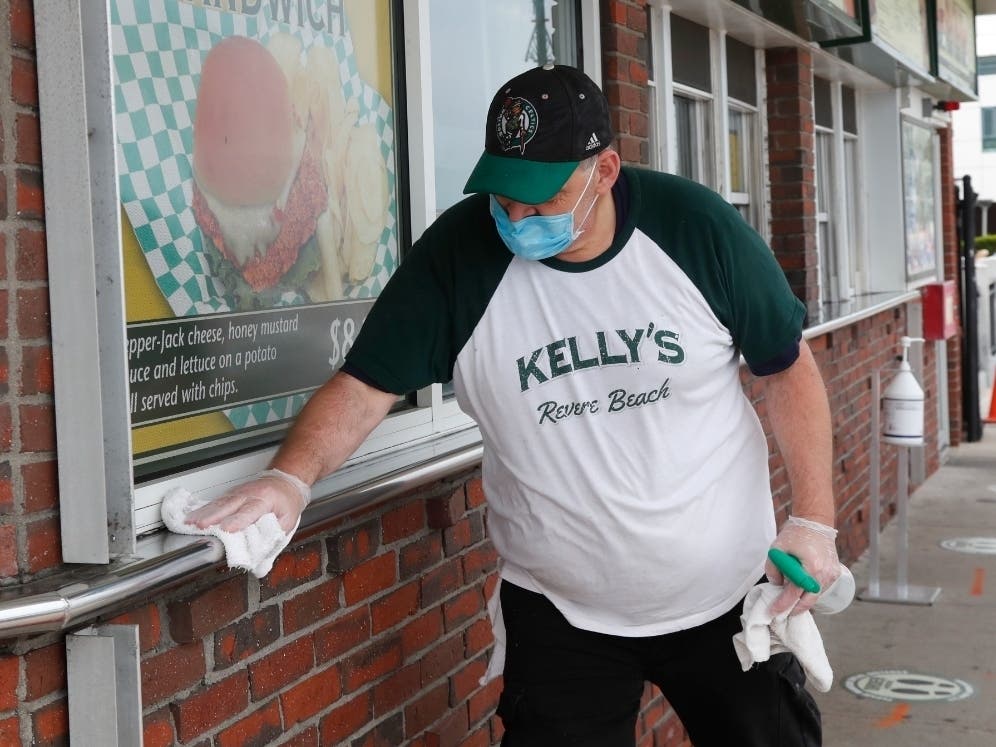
[814,425,996,746]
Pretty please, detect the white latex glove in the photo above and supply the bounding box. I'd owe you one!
[765,516,841,617]
[185,468,311,534]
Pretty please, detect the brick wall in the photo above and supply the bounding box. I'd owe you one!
[0,1,956,745]
[939,126,964,446]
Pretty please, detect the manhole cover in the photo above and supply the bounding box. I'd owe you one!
[843,670,974,702]
[940,537,996,554]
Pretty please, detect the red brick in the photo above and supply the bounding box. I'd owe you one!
[400,533,443,579]
[401,607,445,658]
[16,288,50,339]
[11,56,38,107]
[353,713,405,747]
[171,671,249,742]
[405,683,449,736]
[15,228,47,281]
[372,663,419,715]
[0,717,20,747]
[462,545,497,584]
[259,541,322,600]
[427,490,464,529]
[444,588,483,632]
[215,606,281,669]
[26,517,61,572]
[32,699,67,746]
[421,634,464,687]
[20,346,53,395]
[371,581,419,633]
[0,463,12,514]
[0,180,6,221]
[344,637,404,692]
[328,520,381,572]
[217,698,283,747]
[0,406,10,453]
[105,605,162,653]
[314,607,371,663]
[168,576,248,643]
[461,724,492,747]
[20,404,55,453]
[382,501,425,543]
[465,480,486,509]
[343,551,397,605]
[421,558,464,607]
[141,642,205,707]
[0,656,19,710]
[426,706,469,747]
[0,526,17,577]
[450,659,487,707]
[467,678,501,725]
[24,643,65,701]
[443,518,473,556]
[15,113,41,166]
[0,291,8,337]
[464,618,494,658]
[21,460,58,512]
[318,691,373,746]
[15,169,43,220]
[142,708,176,747]
[0,348,7,397]
[11,0,35,50]
[282,579,339,634]
[280,667,342,726]
[248,635,314,700]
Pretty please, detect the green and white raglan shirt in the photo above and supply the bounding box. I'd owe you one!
[343,167,806,636]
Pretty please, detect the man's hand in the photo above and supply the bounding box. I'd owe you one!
[185,469,310,534]
[766,516,841,616]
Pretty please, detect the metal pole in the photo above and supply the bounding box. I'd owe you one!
[896,447,909,597]
[868,370,881,595]
[962,175,983,441]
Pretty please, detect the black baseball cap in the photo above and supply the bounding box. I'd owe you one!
[463,64,613,205]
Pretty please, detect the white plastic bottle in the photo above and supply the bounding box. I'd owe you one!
[882,336,925,446]
[813,565,856,615]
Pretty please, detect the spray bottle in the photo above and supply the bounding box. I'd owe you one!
[768,548,856,614]
[882,336,925,446]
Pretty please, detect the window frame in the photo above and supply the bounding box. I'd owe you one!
[38,0,601,559]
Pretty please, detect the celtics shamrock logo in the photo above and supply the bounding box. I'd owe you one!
[496,96,538,155]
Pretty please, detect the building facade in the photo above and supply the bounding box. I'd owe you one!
[0,0,979,744]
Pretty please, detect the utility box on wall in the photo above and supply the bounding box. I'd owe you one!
[921,281,958,340]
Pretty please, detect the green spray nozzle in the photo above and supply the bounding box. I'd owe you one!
[767,548,821,593]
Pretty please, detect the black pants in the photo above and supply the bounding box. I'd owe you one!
[497,581,821,747]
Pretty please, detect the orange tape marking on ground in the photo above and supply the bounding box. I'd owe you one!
[971,568,986,597]
[874,703,910,729]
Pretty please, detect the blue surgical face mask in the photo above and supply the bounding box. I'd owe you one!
[489,164,599,261]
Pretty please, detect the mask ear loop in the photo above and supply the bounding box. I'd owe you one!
[570,161,600,241]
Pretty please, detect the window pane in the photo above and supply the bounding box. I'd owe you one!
[728,109,746,193]
[114,0,402,472]
[430,1,579,213]
[675,94,713,186]
[725,37,756,105]
[814,76,833,128]
[671,14,711,92]
[842,85,857,134]
[983,107,996,152]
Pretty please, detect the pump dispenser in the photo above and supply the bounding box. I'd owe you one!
[882,336,925,446]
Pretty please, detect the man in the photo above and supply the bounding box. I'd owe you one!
[189,64,840,746]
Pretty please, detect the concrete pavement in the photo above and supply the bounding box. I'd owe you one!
[814,426,996,746]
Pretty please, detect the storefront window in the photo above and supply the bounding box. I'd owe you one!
[114,0,403,475]
[901,119,938,283]
[726,37,759,229]
[429,1,580,213]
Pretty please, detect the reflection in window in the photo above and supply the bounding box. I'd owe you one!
[728,106,757,227]
[430,1,580,213]
[674,93,714,187]
[816,131,835,304]
[983,107,996,152]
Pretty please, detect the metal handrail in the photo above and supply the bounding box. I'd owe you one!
[0,441,483,640]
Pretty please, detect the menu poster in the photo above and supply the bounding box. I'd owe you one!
[113,0,399,461]
[902,120,938,281]
[823,0,858,19]
[871,0,930,73]
[937,0,977,94]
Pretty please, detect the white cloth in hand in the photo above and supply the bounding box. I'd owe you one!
[732,582,833,693]
[161,487,299,578]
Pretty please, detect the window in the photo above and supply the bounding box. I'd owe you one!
[38,1,594,556]
[647,13,765,231]
[983,107,996,152]
[813,76,862,305]
[429,1,580,214]
[670,15,715,189]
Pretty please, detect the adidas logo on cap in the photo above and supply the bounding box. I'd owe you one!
[585,132,601,151]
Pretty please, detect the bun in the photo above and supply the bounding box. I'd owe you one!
[193,36,294,206]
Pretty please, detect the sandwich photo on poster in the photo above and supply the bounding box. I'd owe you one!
[112,0,399,462]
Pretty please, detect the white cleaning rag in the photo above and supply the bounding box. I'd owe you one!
[161,486,298,578]
[732,583,833,692]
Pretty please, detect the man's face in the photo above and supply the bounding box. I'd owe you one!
[492,160,598,222]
